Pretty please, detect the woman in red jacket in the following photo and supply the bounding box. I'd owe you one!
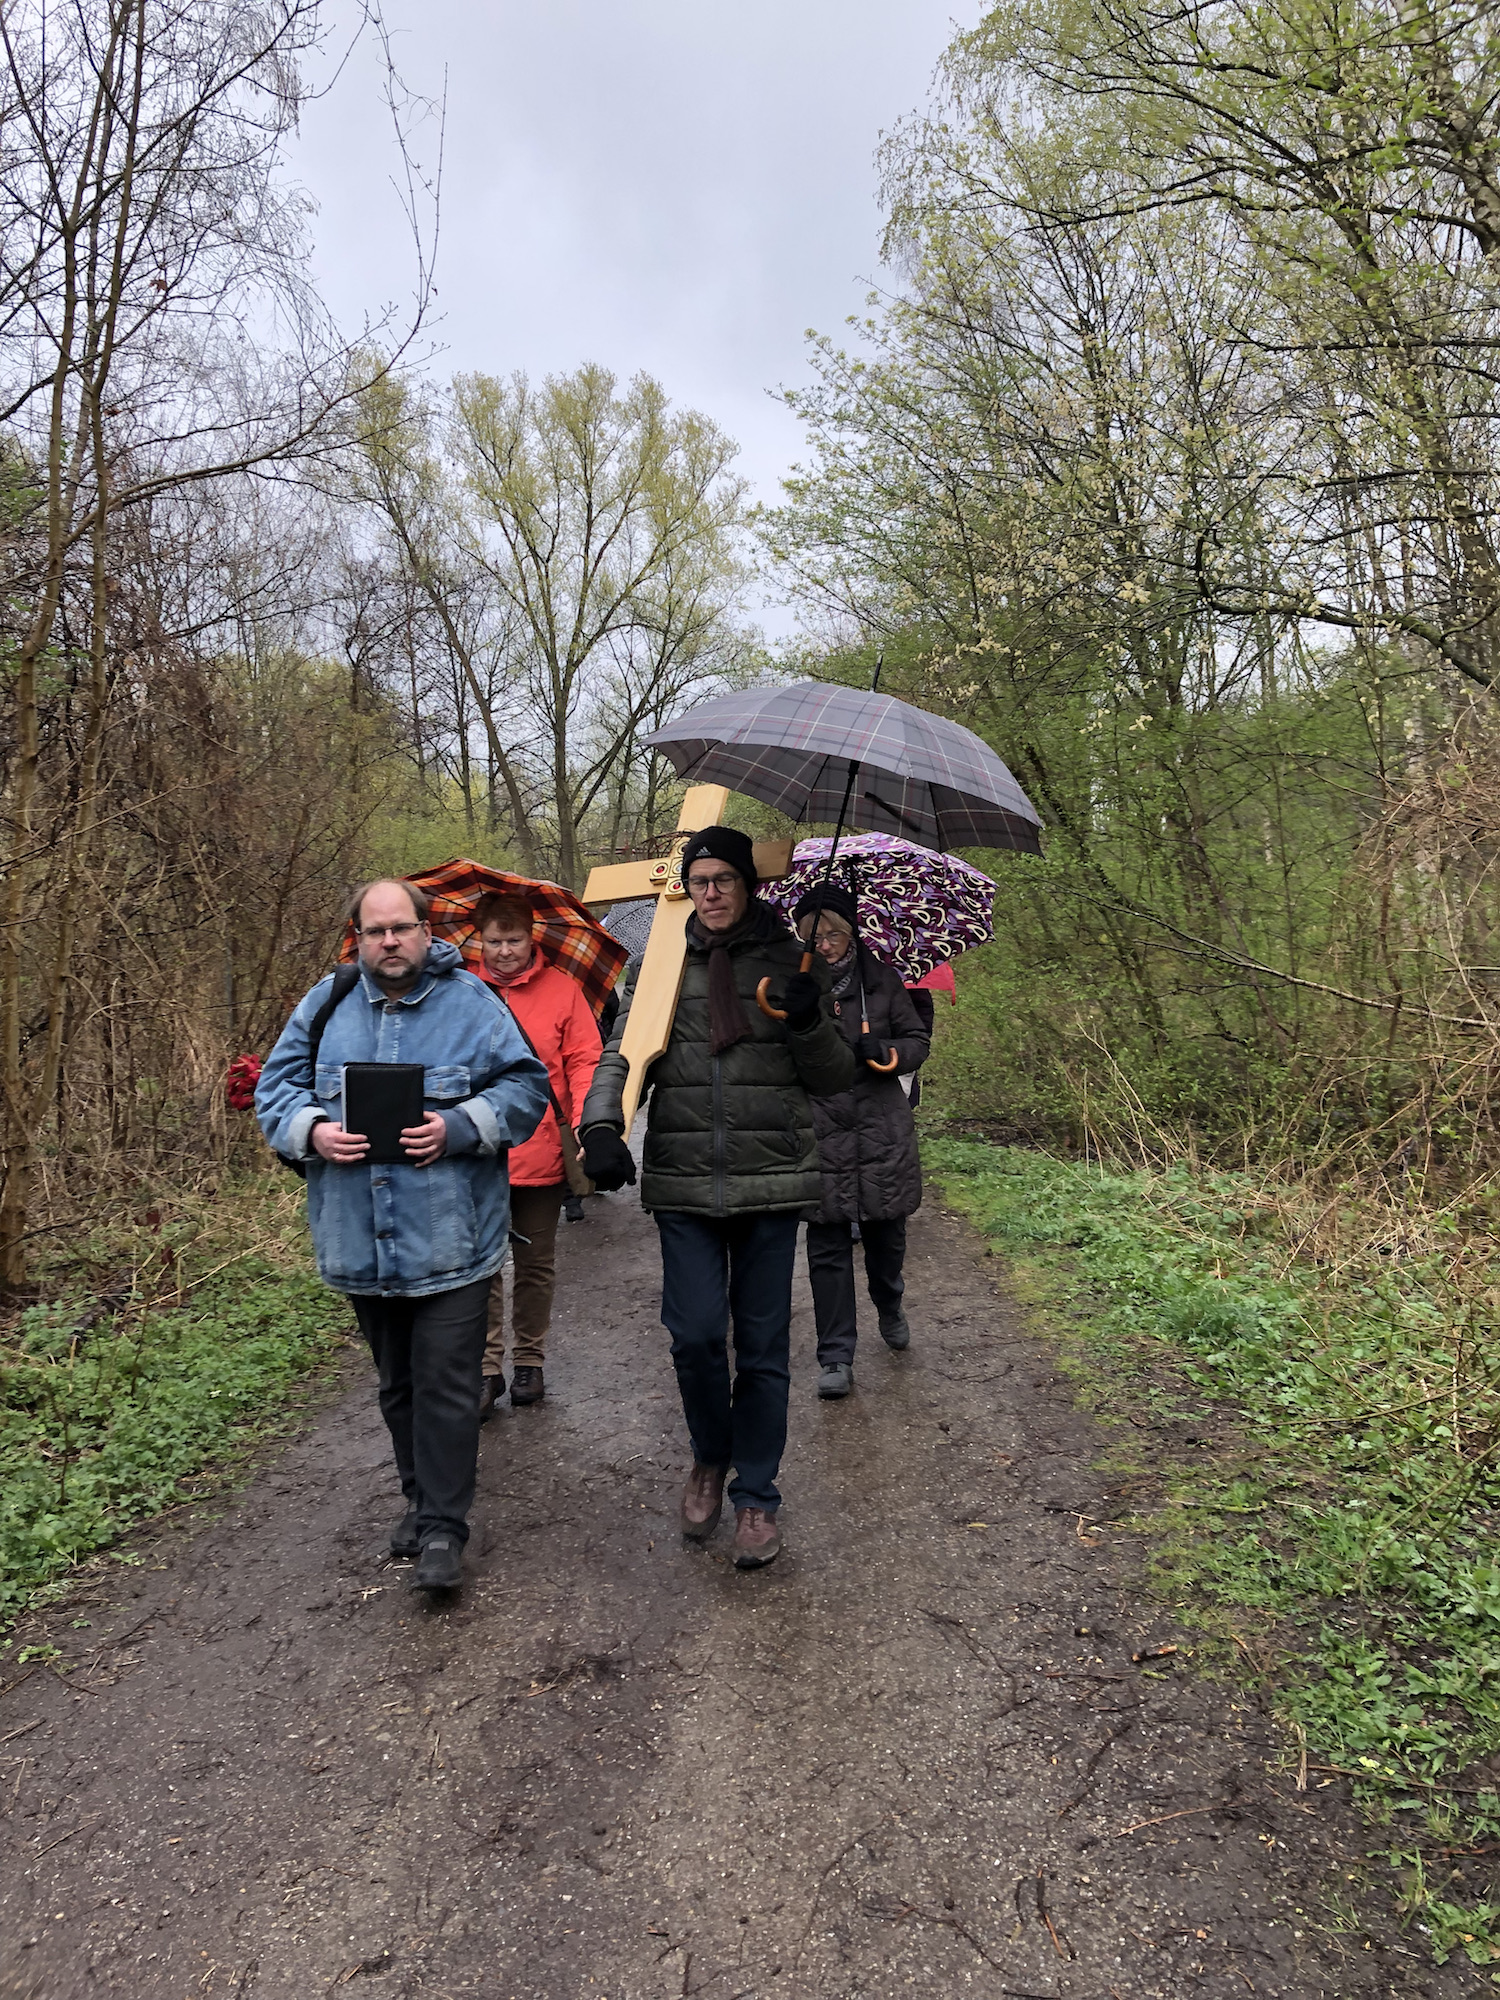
[473,892,602,1412]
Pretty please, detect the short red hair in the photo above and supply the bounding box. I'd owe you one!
[473,893,534,935]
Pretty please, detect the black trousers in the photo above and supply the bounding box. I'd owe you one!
[351,1277,490,1545]
[655,1210,799,1513]
[805,1217,907,1366]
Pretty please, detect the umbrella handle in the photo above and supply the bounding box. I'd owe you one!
[862,1012,900,1072]
[755,950,816,1021]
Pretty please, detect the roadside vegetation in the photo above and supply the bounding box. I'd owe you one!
[925,1134,1500,1976]
[0,1177,351,1633]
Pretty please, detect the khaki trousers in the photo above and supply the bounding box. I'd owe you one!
[484,1182,565,1375]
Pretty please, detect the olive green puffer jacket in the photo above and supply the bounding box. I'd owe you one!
[580,902,857,1215]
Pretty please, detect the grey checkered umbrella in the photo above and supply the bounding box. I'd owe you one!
[599,900,655,961]
[643,680,1042,854]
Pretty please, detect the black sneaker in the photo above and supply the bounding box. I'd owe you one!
[478,1374,504,1422]
[510,1365,545,1406]
[817,1362,853,1398]
[563,1194,586,1223]
[390,1505,421,1559]
[411,1536,462,1591]
[878,1308,911,1351]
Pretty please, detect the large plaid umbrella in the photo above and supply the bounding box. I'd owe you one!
[340,859,628,1019]
[643,680,1042,854]
[760,833,995,984]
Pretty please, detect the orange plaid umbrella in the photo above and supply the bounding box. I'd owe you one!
[340,858,629,1019]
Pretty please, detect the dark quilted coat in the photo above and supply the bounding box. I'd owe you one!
[810,947,930,1224]
[580,901,856,1216]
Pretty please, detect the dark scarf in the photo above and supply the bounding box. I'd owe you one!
[688,901,777,1055]
[827,942,859,1002]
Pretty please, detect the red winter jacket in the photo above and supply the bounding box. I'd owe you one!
[479,955,601,1187]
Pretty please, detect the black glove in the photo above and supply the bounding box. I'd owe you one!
[782,971,823,1031]
[580,1126,636,1191]
[858,1033,890,1067]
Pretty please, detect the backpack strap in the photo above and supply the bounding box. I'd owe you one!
[275,962,362,1178]
[305,961,362,1084]
[492,988,594,1196]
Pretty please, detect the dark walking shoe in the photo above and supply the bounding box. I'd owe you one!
[680,1462,727,1541]
[878,1308,911,1351]
[817,1362,854,1398]
[411,1536,462,1591]
[563,1194,586,1223]
[478,1374,504,1422]
[389,1505,421,1559]
[509,1366,545,1405]
[732,1506,783,1569]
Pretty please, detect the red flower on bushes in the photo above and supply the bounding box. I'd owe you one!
[225,1054,263,1110]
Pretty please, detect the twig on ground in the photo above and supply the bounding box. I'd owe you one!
[1035,1869,1075,1959]
[791,1817,891,1980]
[35,1813,101,1855]
[1113,1802,1228,1836]
[1058,1717,1136,1818]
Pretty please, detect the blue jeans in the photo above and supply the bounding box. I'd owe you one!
[655,1211,800,1513]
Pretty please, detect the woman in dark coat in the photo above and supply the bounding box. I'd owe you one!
[793,884,931,1399]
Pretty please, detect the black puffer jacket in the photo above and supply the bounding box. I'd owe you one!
[810,947,930,1224]
[580,901,856,1216]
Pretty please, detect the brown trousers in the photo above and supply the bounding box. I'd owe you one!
[484,1182,565,1375]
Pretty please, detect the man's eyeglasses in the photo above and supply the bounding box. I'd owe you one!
[685,872,742,897]
[356,921,424,941]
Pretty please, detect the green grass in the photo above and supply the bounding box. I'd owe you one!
[0,1184,352,1627]
[925,1137,1500,1975]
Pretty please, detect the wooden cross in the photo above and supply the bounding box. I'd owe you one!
[583,784,794,1131]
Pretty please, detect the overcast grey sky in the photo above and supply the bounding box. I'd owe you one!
[293,1,973,557]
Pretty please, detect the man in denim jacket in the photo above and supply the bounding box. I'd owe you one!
[256,879,549,1592]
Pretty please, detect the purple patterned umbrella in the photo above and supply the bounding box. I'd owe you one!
[643,680,1042,854]
[760,834,995,984]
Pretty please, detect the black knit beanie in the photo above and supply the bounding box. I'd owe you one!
[792,882,857,932]
[680,825,758,893]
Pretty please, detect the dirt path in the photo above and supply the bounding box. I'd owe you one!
[0,1191,1482,2000]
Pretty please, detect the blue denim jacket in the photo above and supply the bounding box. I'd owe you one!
[255,940,551,1298]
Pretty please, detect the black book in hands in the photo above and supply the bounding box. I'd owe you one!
[341,1063,426,1164]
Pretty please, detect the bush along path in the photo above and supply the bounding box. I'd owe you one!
[0,1175,1490,1998]
[0,1184,352,1627]
[927,1137,1500,1984]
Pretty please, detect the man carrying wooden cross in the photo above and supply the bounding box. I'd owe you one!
[579,825,855,1568]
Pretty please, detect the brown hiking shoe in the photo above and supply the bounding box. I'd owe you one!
[680,1462,727,1541]
[732,1506,783,1569]
[509,1366,545,1405]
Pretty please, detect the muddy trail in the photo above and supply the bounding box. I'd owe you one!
[0,1189,1483,2000]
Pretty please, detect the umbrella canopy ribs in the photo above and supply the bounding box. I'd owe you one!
[644,681,1043,855]
[644,680,1042,1028]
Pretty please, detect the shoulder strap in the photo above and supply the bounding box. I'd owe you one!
[305,962,361,1084]
[493,991,568,1126]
